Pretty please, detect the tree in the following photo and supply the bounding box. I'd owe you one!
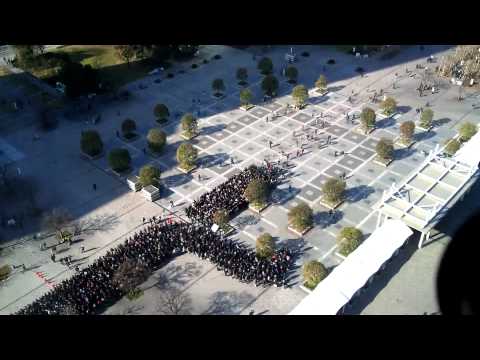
[236,67,248,85]
[337,227,363,256]
[458,122,477,142]
[139,165,161,188]
[81,130,103,157]
[108,148,131,172]
[176,142,198,170]
[291,85,308,108]
[420,108,434,129]
[360,107,376,133]
[121,118,137,138]
[288,202,313,231]
[322,178,346,205]
[240,88,253,107]
[58,62,99,98]
[113,259,151,294]
[256,233,275,259]
[444,138,461,156]
[261,75,279,97]
[213,209,229,232]
[153,104,170,123]
[114,45,135,66]
[285,66,298,83]
[157,286,193,315]
[212,78,225,95]
[303,260,327,289]
[244,178,269,207]
[380,96,397,115]
[147,128,167,153]
[181,113,198,138]
[315,74,328,91]
[42,208,73,237]
[13,45,37,68]
[258,57,273,75]
[376,138,394,160]
[399,121,415,144]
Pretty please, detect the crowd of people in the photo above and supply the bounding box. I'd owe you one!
[186,165,282,225]
[17,217,293,315]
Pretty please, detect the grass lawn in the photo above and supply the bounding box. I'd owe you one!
[0,66,12,77]
[51,45,157,90]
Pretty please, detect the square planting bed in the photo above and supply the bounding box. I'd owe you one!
[127,175,142,192]
[240,104,255,111]
[111,167,132,177]
[248,202,270,214]
[81,150,104,161]
[177,165,198,174]
[288,223,313,236]
[141,185,161,202]
[180,132,198,141]
[122,133,140,143]
[355,126,375,135]
[318,197,344,210]
[373,156,393,167]
[394,138,416,149]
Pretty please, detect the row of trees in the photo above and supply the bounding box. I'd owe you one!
[302,226,364,289]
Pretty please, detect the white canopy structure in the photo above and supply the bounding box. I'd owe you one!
[289,220,413,315]
[374,140,479,248]
[453,130,480,168]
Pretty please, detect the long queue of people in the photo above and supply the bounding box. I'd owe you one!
[16,218,293,315]
[186,164,282,225]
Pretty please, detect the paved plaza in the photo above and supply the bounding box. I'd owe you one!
[1,45,480,315]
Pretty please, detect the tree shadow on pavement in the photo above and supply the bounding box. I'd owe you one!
[150,261,203,291]
[202,290,255,315]
[73,213,119,236]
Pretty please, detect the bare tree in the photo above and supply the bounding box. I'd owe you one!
[157,287,192,315]
[113,259,150,294]
[42,208,73,237]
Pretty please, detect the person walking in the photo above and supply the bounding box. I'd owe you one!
[170,200,175,209]
[80,246,85,254]
[92,183,97,191]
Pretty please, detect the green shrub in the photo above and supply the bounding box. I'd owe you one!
[176,142,198,170]
[322,178,346,205]
[303,260,327,289]
[181,113,198,138]
[337,227,363,256]
[212,78,225,95]
[236,67,248,85]
[315,74,327,91]
[244,178,269,207]
[108,148,131,172]
[376,138,394,160]
[139,165,161,188]
[261,75,279,96]
[80,130,103,156]
[288,202,313,231]
[292,85,308,107]
[153,103,169,123]
[420,108,434,129]
[360,107,376,133]
[458,122,477,142]
[147,128,167,153]
[256,233,274,259]
[380,97,397,115]
[258,57,273,75]
[444,138,461,156]
[285,66,298,83]
[121,118,136,138]
[240,88,253,106]
[0,264,12,281]
[126,288,144,301]
[399,121,415,144]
